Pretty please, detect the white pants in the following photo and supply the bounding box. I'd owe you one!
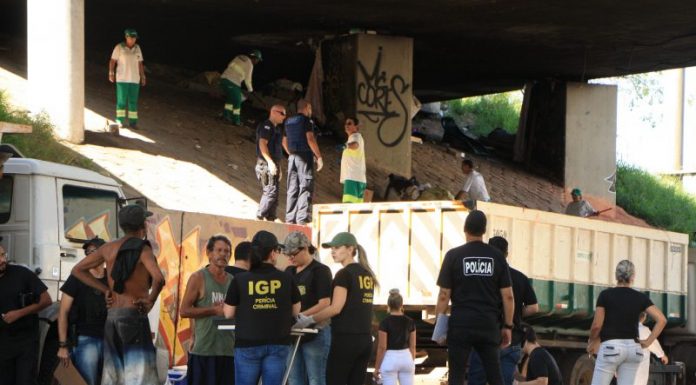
[590,339,645,385]
[380,349,415,385]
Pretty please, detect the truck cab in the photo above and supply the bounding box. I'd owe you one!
[0,158,125,301]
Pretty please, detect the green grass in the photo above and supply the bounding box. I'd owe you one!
[0,90,97,170]
[446,92,522,136]
[617,162,696,240]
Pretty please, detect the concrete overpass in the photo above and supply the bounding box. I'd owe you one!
[1,0,694,207]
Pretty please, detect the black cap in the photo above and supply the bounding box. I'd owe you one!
[464,210,487,236]
[252,230,283,249]
[82,236,106,250]
[118,204,153,228]
[488,236,508,255]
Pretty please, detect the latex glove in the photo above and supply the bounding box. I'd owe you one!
[292,313,315,329]
[267,160,278,176]
[431,313,449,345]
[316,157,324,172]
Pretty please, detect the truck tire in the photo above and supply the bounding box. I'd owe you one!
[567,353,595,385]
[37,321,59,385]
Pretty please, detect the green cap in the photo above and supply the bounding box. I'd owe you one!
[250,49,263,61]
[321,232,357,248]
[571,188,582,196]
[124,28,138,38]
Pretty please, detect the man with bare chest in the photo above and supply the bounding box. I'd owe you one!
[72,204,165,385]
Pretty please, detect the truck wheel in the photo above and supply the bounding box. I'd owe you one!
[37,321,59,385]
[568,354,595,385]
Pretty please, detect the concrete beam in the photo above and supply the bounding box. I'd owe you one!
[27,0,84,143]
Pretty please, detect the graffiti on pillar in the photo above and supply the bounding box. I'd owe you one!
[605,170,616,193]
[357,47,410,147]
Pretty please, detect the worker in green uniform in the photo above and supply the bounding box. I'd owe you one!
[220,50,262,125]
[109,29,146,129]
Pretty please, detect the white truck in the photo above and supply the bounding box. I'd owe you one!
[0,157,298,383]
[3,157,694,385]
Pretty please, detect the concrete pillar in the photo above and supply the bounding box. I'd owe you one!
[322,34,414,177]
[565,82,617,209]
[27,0,84,143]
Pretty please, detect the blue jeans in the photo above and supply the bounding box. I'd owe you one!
[288,326,331,385]
[468,344,521,385]
[235,344,291,385]
[72,335,104,385]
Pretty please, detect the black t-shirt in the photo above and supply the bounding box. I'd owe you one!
[225,263,301,346]
[256,119,283,161]
[379,315,415,350]
[526,347,563,385]
[225,266,248,277]
[0,265,48,340]
[60,274,108,338]
[510,267,538,345]
[331,263,375,334]
[285,260,333,312]
[436,241,511,329]
[596,287,653,341]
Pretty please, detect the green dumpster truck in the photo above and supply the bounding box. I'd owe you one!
[312,200,694,385]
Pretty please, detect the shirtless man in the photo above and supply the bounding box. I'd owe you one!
[72,204,165,385]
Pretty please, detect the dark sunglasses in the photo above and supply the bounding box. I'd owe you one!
[286,247,305,257]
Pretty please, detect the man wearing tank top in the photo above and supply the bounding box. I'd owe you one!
[180,235,236,385]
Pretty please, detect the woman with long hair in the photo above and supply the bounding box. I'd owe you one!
[224,230,301,385]
[587,260,667,385]
[374,289,416,385]
[293,232,378,385]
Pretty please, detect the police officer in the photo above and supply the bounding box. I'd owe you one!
[282,99,323,225]
[223,231,301,385]
[0,242,53,385]
[283,231,333,385]
[256,104,287,221]
[468,236,539,385]
[432,210,515,385]
[293,232,378,385]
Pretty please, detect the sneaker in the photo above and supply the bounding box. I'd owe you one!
[256,215,265,221]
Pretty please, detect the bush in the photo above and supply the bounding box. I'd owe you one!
[0,90,96,170]
[616,162,696,241]
[446,93,521,136]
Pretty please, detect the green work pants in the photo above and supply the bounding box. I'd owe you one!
[220,78,242,125]
[116,82,140,126]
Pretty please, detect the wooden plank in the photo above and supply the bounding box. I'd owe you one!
[0,122,32,134]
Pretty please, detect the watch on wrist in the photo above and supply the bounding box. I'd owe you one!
[58,341,70,348]
[503,323,514,330]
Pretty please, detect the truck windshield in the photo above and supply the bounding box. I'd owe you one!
[63,185,119,242]
[0,177,11,223]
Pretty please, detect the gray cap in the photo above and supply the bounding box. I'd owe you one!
[615,259,635,283]
[118,204,153,228]
[283,231,310,255]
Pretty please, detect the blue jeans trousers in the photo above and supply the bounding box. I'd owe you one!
[467,344,522,385]
[288,326,331,385]
[72,335,104,385]
[235,344,291,385]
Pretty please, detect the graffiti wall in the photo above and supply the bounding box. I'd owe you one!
[146,207,309,366]
[321,34,414,178]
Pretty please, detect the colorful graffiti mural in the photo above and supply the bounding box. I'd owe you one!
[146,208,309,366]
[65,211,114,241]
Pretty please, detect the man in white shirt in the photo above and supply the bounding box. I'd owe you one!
[564,188,598,217]
[340,117,367,203]
[455,159,490,209]
[109,29,145,129]
[635,312,668,385]
[220,50,262,125]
